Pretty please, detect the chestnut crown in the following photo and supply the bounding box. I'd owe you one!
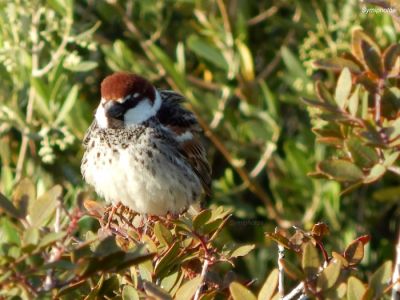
[100,72,155,102]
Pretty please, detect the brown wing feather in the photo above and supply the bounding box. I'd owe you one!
[157,90,212,195]
[179,138,212,196]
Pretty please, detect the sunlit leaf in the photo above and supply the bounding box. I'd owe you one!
[316,259,341,291]
[344,240,364,266]
[335,67,352,109]
[258,268,278,300]
[347,276,366,300]
[368,261,392,298]
[346,138,379,168]
[313,57,361,73]
[229,282,257,300]
[28,185,62,228]
[187,35,228,71]
[302,242,320,280]
[318,160,364,182]
[175,276,202,300]
[144,281,172,300]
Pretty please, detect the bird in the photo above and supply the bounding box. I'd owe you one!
[81,72,211,217]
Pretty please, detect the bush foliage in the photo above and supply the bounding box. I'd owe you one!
[0,0,399,299]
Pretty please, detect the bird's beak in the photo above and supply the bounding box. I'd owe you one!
[104,101,124,120]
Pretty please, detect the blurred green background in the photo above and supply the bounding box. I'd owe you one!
[0,0,399,287]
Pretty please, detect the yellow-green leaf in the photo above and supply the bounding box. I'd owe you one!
[316,259,342,292]
[347,276,366,300]
[258,269,278,300]
[28,185,62,228]
[175,276,202,300]
[230,282,257,300]
[335,67,352,109]
[302,242,320,280]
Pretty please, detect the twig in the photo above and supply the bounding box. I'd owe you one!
[392,230,400,299]
[276,228,285,297]
[375,78,384,126]
[282,282,305,300]
[250,142,276,178]
[247,6,279,26]
[194,259,209,300]
[388,166,400,176]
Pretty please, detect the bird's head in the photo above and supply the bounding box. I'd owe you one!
[95,72,161,128]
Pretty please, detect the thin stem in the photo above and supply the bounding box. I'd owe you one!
[375,79,384,126]
[276,228,285,297]
[15,8,41,182]
[194,259,209,300]
[282,282,305,300]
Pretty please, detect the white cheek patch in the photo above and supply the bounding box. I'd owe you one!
[176,131,193,142]
[124,88,162,125]
[95,104,108,128]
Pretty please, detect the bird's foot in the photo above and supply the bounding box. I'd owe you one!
[104,202,121,230]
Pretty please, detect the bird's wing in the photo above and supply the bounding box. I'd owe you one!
[82,120,98,148]
[157,90,212,195]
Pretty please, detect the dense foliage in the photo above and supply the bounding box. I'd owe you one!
[0,0,399,299]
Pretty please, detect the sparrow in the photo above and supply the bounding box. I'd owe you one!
[81,72,211,216]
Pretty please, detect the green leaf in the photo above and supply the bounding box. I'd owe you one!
[318,160,364,182]
[154,242,181,277]
[361,40,383,77]
[148,44,187,92]
[187,35,228,71]
[12,178,35,219]
[38,231,67,249]
[237,40,254,81]
[348,85,360,117]
[64,61,98,72]
[346,138,379,168]
[0,192,21,219]
[122,285,139,300]
[316,81,335,104]
[229,282,257,300]
[193,209,212,232]
[160,270,179,293]
[316,259,341,292]
[383,44,400,73]
[154,222,173,246]
[258,268,278,300]
[364,164,386,184]
[55,84,78,125]
[302,242,320,279]
[31,77,52,120]
[352,29,381,63]
[175,276,202,300]
[281,46,307,79]
[144,281,172,300]
[347,276,366,300]
[28,185,62,228]
[22,227,39,251]
[282,259,304,280]
[335,67,352,109]
[313,57,361,73]
[368,261,392,298]
[229,244,255,258]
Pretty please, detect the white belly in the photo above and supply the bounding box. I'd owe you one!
[82,142,201,215]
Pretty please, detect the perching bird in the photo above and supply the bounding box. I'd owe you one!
[81,72,211,216]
